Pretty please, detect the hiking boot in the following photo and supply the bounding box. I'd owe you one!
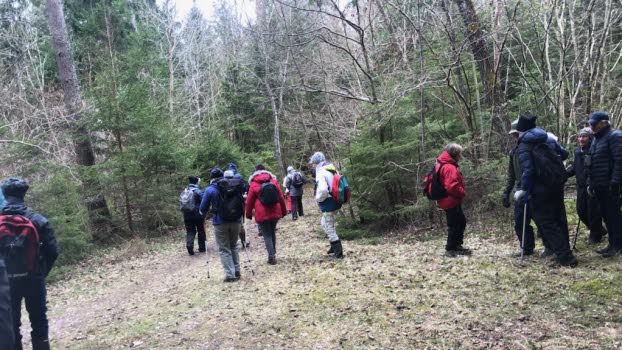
[331,240,344,259]
[600,246,621,258]
[187,246,195,256]
[327,244,335,255]
[539,248,554,259]
[552,255,578,268]
[587,234,603,245]
[445,250,457,257]
[235,271,241,279]
[596,245,613,255]
[198,242,206,252]
[268,257,277,265]
[511,249,534,258]
[454,246,472,256]
[32,338,51,350]
[224,277,238,283]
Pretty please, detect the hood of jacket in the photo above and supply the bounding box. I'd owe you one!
[437,151,457,165]
[1,199,28,215]
[228,163,238,174]
[250,170,276,183]
[317,162,337,174]
[519,128,548,144]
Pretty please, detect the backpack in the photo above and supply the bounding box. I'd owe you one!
[422,162,448,200]
[330,173,351,205]
[0,215,40,278]
[179,187,197,212]
[530,143,567,189]
[259,180,280,205]
[292,172,305,189]
[215,179,245,222]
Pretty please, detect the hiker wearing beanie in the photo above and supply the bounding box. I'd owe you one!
[433,144,471,257]
[567,127,607,244]
[245,167,287,265]
[0,178,59,350]
[514,114,577,266]
[180,176,206,255]
[587,111,622,257]
[284,166,305,220]
[200,168,244,282]
[310,152,345,258]
[503,119,536,256]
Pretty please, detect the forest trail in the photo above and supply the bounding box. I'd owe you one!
[27,197,622,349]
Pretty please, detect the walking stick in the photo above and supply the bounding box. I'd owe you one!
[206,247,210,279]
[521,199,528,262]
[572,219,581,251]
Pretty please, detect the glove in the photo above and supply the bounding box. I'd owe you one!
[502,193,511,208]
[514,190,527,202]
[587,185,595,197]
[285,189,289,194]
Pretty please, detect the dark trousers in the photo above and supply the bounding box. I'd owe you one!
[184,212,206,251]
[445,205,466,250]
[10,277,48,347]
[577,188,607,239]
[514,199,535,252]
[0,260,14,350]
[530,192,573,262]
[595,187,622,249]
[290,196,303,219]
[258,219,278,258]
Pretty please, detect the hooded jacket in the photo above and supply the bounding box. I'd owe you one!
[315,162,341,212]
[435,151,465,210]
[245,170,287,222]
[1,199,59,278]
[587,125,622,187]
[516,127,553,194]
[284,168,304,197]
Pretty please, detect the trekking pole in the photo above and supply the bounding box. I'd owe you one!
[521,199,528,262]
[572,219,581,251]
[206,247,211,279]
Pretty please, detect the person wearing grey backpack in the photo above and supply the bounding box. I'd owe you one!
[284,166,305,220]
[180,176,205,255]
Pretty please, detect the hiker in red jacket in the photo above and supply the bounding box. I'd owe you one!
[245,165,288,265]
[435,143,471,257]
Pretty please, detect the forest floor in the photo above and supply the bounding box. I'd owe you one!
[19,197,622,349]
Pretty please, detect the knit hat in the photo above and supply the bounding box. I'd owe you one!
[1,178,29,199]
[309,152,325,165]
[188,176,199,184]
[578,127,593,138]
[223,170,234,178]
[508,118,519,135]
[516,114,537,132]
[210,168,224,179]
[228,163,238,173]
[588,111,609,126]
[287,166,294,173]
[255,163,265,171]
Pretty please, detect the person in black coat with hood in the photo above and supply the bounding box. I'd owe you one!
[586,111,622,257]
[566,127,607,244]
[1,178,58,350]
[513,115,577,267]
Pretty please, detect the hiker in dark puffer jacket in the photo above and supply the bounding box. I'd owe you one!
[587,111,622,257]
[567,127,607,244]
[181,176,205,255]
[284,166,304,220]
[245,166,287,265]
[434,144,471,257]
[513,115,577,267]
[1,178,59,350]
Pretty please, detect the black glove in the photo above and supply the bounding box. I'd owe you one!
[502,193,511,208]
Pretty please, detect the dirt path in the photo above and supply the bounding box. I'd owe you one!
[26,197,622,349]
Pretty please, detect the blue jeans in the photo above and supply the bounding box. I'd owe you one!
[10,276,49,346]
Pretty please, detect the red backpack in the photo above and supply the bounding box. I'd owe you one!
[0,215,40,278]
[330,173,351,205]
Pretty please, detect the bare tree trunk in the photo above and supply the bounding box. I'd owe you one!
[46,0,112,239]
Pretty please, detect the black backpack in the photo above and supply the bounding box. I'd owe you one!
[422,162,448,200]
[259,180,279,205]
[292,172,304,189]
[530,143,567,189]
[215,178,245,222]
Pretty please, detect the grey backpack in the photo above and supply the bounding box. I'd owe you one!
[179,187,196,212]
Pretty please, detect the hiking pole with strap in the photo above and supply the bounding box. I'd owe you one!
[521,199,528,262]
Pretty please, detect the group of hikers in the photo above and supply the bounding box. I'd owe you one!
[425,111,622,266]
[179,152,349,282]
[0,110,620,349]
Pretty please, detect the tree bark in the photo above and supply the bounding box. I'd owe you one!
[46,0,112,238]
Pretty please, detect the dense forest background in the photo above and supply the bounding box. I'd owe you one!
[0,0,620,267]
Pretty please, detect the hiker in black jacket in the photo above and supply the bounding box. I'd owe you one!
[587,111,622,257]
[181,176,205,255]
[1,178,59,350]
[566,127,607,244]
[513,115,577,267]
